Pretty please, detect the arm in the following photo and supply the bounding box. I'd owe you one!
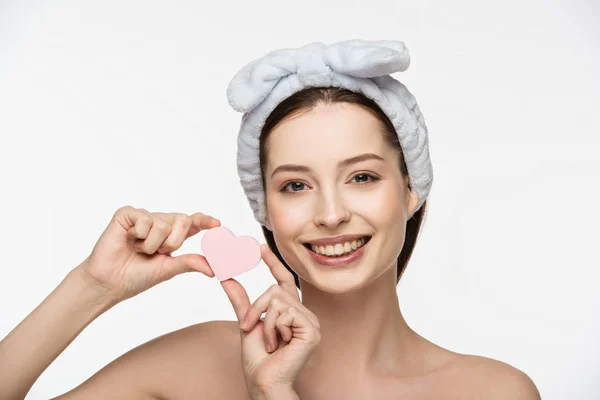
[0,207,222,399]
[0,266,118,400]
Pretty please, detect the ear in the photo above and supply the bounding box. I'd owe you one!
[407,189,419,218]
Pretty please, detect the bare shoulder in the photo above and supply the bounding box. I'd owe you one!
[446,354,541,399]
[142,320,246,399]
[53,320,246,400]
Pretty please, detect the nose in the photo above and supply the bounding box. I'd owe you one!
[313,188,351,228]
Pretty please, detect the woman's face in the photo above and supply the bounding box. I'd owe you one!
[263,102,419,293]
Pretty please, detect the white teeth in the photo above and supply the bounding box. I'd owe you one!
[310,237,368,257]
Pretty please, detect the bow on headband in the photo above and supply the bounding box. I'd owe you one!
[226,39,411,114]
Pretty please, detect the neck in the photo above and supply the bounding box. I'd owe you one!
[298,266,421,380]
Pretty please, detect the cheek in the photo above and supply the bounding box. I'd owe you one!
[353,183,404,226]
[268,196,309,233]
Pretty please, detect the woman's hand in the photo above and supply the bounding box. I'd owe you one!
[77,205,219,304]
[220,244,321,397]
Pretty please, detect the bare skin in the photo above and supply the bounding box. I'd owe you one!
[0,103,541,399]
[49,319,537,400]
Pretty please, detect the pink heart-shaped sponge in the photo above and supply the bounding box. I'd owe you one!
[201,226,261,281]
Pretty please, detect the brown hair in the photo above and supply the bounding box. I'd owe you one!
[259,86,428,289]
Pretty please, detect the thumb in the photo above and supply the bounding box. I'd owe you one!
[160,253,215,280]
[220,278,251,324]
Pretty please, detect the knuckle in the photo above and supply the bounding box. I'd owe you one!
[116,205,133,215]
[140,218,152,229]
[191,212,209,224]
[309,327,321,342]
[270,297,284,309]
[139,212,152,225]
[313,317,321,330]
[178,214,192,228]
[156,220,172,233]
[314,332,321,344]
[177,212,191,219]
[163,218,187,244]
[268,284,281,294]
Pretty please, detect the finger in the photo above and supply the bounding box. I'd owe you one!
[186,212,221,238]
[241,284,280,332]
[276,307,320,344]
[262,298,286,352]
[242,284,320,332]
[118,207,153,240]
[263,299,286,352]
[277,315,293,342]
[260,244,300,301]
[134,213,172,254]
[152,213,192,254]
[153,211,219,238]
[160,253,215,280]
[275,309,295,342]
[220,278,251,327]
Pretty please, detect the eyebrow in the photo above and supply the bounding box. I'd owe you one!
[270,153,385,179]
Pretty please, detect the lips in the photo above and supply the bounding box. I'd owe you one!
[303,236,372,255]
[303,236,372,267]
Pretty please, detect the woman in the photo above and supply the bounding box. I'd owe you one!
[0,40,541,399]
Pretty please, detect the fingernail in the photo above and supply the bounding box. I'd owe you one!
[241,315,249,330]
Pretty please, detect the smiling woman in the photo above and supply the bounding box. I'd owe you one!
[221,40,541,398]
[224,82,542,398]
[259,86,426,288]
[0,39,541,400]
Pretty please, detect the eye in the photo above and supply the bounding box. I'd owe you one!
[352,173,380,184]
[280,181,307,193]
[279,173,380,193]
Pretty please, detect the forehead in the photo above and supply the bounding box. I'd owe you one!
[265,102,391,171]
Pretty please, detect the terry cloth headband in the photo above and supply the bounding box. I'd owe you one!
[226,39,433,231]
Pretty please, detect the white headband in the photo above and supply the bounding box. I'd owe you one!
[226,39,433,231]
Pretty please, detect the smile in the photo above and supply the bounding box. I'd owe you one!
[303,236,371,256]
[302,236,372,267]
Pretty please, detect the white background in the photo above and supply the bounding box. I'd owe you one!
[1,0,598,398]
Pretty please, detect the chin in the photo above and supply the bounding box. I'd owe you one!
[294,236,379,294]
[306,272,376,295]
